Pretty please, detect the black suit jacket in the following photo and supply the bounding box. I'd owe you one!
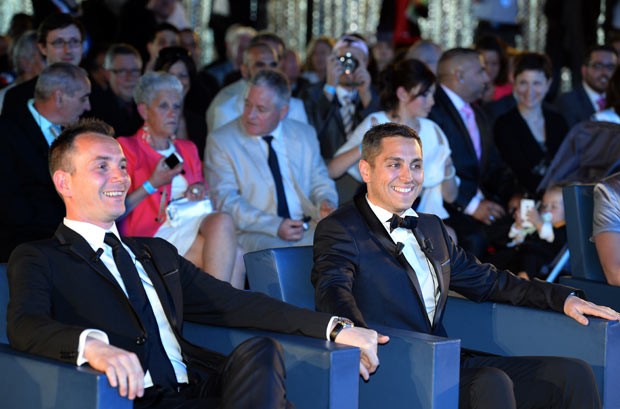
[494,106,568,195]
[7,224,332,378]
[85,86,143,137]
[1,77,36,117]
[301,82,381,159]
[312,195,576,336]
[428,86,514,211]
[0,103,65,261]
[555,84,596,128]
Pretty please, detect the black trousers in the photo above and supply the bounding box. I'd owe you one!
[135,337,292,409]
[459,353,601,409]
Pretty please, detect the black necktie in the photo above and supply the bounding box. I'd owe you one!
[104,233,177,388]
[262,135,291,218]
[389,214,418,233]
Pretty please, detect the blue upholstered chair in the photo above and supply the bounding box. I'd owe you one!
[557,184,620,311]
[246,246,620,409]
[244,246,461,409]
[1,263,361,409]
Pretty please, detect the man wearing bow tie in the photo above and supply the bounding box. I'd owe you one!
[312,122,620,409]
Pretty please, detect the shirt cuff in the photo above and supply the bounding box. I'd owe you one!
[464,190,485,215]
[77,329,109,366]
[326,316,339,341]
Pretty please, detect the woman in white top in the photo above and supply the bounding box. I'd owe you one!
[329,58,458,220]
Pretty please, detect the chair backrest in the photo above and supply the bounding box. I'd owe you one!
[244,246,315,309]
[563,184,606,281]
[0,264,8,344]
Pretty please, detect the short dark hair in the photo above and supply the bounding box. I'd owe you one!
[154,45,196,77]
[512,52,552,79]
[584,44,618,65]
[380,59,436,112]
[49,118,115,176]
[148,22,179,43]
[37,13,84,45]
[362,123,422,165]
[104,43,142,69]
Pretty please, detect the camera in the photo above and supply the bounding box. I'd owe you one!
[164,152,181,169]
[338,52,359,75]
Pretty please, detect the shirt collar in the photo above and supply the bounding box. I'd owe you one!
[63,218,121,253]
[28,99,58,144]
[336,86,357,105]
[441,84,469,112]
[251,121,284,140]
[582,81,604,106]
[365,194,418,233]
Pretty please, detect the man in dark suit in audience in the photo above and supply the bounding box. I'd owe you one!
[555,45,618,128]
[2,13,85,117]
[7,118,384,408]
[0,62,91,261]
[312,122,620,409]
[301,34,381,203]
[86,43,144,136]
[428,47,515,258]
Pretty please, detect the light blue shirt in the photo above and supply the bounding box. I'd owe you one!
[27,99,61,146]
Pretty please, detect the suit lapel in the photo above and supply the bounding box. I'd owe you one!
[354,195,427,315]
[411,223,447,329]
[122,237,179,329]
[437,87,478,160]
[55,224,121,288]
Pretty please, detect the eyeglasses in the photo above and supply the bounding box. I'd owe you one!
[588,62,616,71]
[48,38,82,49]
[109,68,142,77]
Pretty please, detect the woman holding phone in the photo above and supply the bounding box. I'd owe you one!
[117,72,245,288]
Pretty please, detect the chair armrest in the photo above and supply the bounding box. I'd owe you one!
[183,323,360,409]
[361,324,460,409]
[443,296,620,409]
[0,344,131,409]
[559,276,620,311]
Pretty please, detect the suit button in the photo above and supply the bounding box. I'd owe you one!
[136,336,146,345]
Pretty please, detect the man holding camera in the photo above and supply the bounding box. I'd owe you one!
[302,34,381,203]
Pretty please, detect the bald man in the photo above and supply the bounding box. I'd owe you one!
[428,48,516,259]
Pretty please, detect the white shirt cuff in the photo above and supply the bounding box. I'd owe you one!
[326,316,339,341]
[77,329,109,366]
[464,190,485,215]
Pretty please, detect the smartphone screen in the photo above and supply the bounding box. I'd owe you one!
[165,153,181,168]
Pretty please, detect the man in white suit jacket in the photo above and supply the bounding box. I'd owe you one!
[205,70,337,252]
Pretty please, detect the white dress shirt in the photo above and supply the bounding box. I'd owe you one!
[65,219,188,387]
[365,197,440,322]
[251,122,305,220]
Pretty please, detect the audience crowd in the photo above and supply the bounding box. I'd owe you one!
[2,4,620,283]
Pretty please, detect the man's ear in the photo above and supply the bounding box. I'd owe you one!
[278,104,289,121]
[53,89,64,107]
[37,43,48,59]
[359,159,371,183]
[240,63,249,79]
[53,170,71,199]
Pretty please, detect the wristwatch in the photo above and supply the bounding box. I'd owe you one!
[329,317,354,341]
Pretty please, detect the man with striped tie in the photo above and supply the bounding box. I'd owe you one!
[301,34,381,204]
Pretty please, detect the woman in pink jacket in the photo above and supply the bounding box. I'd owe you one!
[118,72,244,288]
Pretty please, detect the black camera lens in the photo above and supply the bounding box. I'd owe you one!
[338,52,359,75]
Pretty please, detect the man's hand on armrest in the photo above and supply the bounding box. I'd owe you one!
[335,327,389,381]
[563,294,620,326]
[83,337,145,400]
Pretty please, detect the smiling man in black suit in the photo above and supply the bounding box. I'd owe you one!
[312,122,620,409]
[7,118,385,409]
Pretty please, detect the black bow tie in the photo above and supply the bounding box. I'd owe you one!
[389,214,418,233]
